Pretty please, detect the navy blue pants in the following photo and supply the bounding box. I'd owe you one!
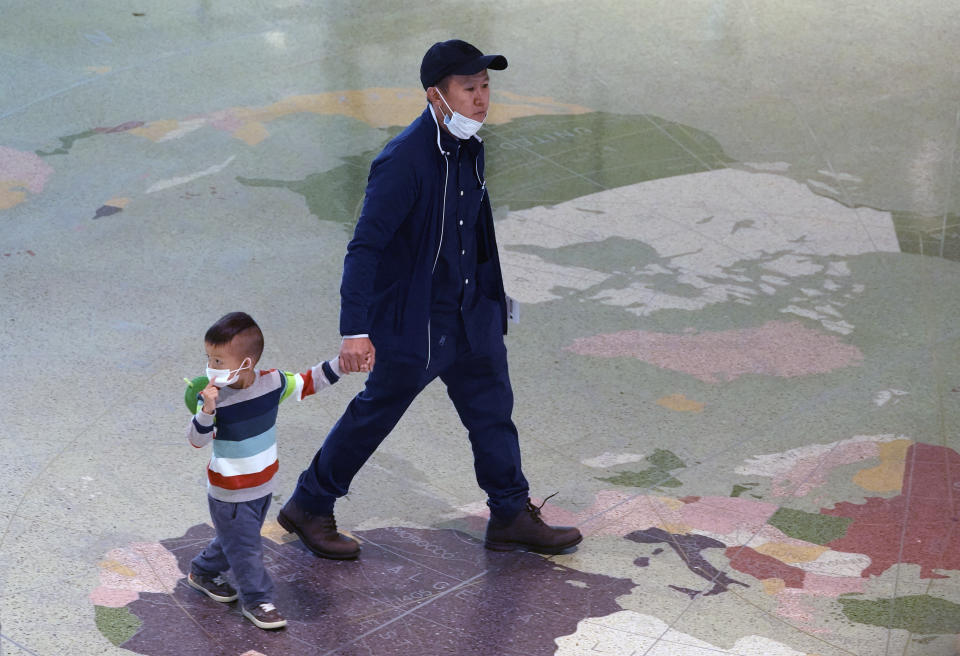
[292,315,529,520]
[191,494,273,608]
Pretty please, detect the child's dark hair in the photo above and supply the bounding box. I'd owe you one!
[205,312,264,363]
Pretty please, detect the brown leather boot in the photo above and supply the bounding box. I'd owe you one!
[485,498,583,554]
[277,499,360,560]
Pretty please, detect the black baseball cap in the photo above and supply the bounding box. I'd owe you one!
[420,39,507,90]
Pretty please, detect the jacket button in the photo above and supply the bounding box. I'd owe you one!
[459,220,463,226]
[465,278,470,285]
[460,190,464,196]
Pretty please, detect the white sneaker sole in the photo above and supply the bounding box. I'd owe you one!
[242,607,288,630]
[186,574,238,603]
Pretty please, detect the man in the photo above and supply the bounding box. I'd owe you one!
[278,39,582,558]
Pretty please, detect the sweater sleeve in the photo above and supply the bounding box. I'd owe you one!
[279,358,341,404]
[187,409,216,448]
[340,148,418,336]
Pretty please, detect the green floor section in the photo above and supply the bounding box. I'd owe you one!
[599,449,687,489]
[94,605,142,647]
[892,211,960,261]
[767,507,853,545]
[237,112,732,227]
[839,595,960,634]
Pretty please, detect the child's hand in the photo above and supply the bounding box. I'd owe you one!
[200,383,218,415]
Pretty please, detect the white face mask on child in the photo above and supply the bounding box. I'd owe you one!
[206,358,251,387]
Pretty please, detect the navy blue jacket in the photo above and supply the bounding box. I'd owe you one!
[340,107,508,365]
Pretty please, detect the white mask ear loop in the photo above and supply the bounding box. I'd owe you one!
[435,88,448,109]
[213,357,252,387]
[435,89,454,120]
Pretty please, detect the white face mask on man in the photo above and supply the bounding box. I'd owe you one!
[206,357,251,387]
[436,89,484,140]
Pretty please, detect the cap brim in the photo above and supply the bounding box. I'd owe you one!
[451,53,508,76]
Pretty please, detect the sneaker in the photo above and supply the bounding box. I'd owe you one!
[242,602,287,630]
[186,572,238,603]
[485,495,583,554]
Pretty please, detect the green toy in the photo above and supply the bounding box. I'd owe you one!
[183,376,209,414]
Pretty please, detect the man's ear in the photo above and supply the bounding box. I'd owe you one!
[427,87,447,119]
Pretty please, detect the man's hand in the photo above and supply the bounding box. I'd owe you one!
[340,337,376,373]
[200,383,218,415]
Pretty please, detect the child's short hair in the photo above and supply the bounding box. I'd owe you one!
[205,312,264,363]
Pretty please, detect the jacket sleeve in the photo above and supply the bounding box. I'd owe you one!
[340,149,418,336]
[187,409,216,448]
[278,358,341,403]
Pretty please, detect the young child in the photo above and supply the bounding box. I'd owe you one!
[185,311,343,630]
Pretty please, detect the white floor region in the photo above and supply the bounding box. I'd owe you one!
[497,168,899,333]
[554,610,811,655]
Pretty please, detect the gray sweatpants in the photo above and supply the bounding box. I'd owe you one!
[190,494,273,608]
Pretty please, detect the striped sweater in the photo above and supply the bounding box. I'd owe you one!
[187,359,340,502]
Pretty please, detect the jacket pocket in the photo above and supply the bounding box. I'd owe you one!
[476,259,501,301]
[369,279,408,333]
